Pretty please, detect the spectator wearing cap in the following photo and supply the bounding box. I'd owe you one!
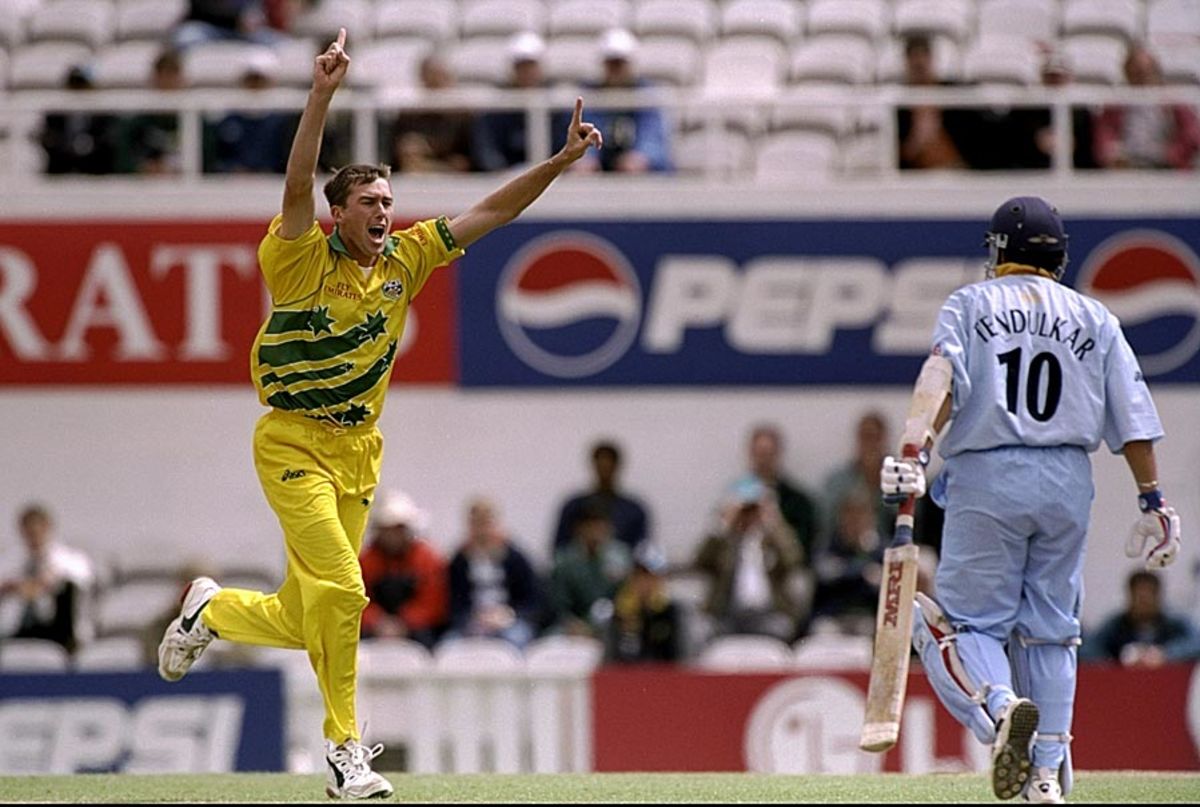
[565,28,673,173]
[205,51,295,173]
[693,477,805,644]
[549,500,632,640]
[445,496,544,650]
[606,541,685,663]
[358,491,449,648]
[470,32,569,171]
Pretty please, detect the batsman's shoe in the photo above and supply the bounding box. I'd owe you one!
[157,576,220,682]
[1023,767,1066,804]
[992,698,1040,800]
[325,739,393,800]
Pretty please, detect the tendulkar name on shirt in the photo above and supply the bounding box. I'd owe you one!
[972,308,1097,361]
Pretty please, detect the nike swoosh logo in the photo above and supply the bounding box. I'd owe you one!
[180,589,209,633]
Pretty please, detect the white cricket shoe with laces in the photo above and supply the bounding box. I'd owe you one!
[325,739,394,800]
[157,576,220,682]
[1024,767,1066,803]
[992,697,1039,799]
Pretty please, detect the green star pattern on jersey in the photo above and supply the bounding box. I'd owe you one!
[256,308,397,424]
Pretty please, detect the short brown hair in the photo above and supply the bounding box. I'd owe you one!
[18,503,52,529]
[323,164,392,208]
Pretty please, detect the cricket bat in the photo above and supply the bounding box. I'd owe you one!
[859,493,921,753]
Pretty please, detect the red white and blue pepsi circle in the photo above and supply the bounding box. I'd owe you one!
[1076,229,1200,379]
[496,232,642,379]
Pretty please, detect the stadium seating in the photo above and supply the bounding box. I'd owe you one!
[375,0,460,43]
[96,578,181,637]
[433,637,525,772]
[4,0,1198,177]
[92,40,163,88]
[633,0,719,42]
[0,637,72,671]
[27,0,115,49]
[524,636,604,773]
[696,634,793,671]
[806,0,892,41]
[114,0,186,43]
[460,0,547,38]
[793,631,874,670]
[548,0,632,37]
[74,635,146,671]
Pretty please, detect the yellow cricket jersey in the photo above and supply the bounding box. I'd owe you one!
[251,214,464,428]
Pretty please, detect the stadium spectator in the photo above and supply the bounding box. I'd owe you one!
[568,29,673,174]
[471,32,559,171]
[606,542,684,663]
[116,49,187,175]
[809,486,884,637]
[551,439,651,554]
[1094,44,1200,170]
[390,55,474,174]
[896,35,968,170]
[446,497,543,650]
[172,0,285,50]
[734,422,820,561]
[359,491,448,648]
[39,66,121,175]
[549,500,632,640]
[693,477,806,644]
[820,411,894,547]
[205,52,296,173]
[1027,48,1099,170]
[1080,570,1200,667]
[0,503,96,654]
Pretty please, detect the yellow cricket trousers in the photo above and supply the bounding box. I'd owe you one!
[202,409,381,744]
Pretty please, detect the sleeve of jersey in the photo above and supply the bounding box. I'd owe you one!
[929,291,971,412]
[393,217,466,301]
[1101,318,1164,453]
[257,215,328,304]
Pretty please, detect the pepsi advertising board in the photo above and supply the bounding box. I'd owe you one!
[0,670,284,773]
[458,218,1200,386]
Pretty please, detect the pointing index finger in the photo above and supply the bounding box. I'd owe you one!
[571,97,583,129]
[336,28,346,49]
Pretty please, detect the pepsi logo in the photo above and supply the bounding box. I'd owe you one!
[1076,230,1200,378]
[497,232,642,378]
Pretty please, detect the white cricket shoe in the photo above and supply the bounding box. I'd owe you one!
[157,576,220,682]
[325,739,394,800]
[992,698,1040,800]
[1024,767,1066,804]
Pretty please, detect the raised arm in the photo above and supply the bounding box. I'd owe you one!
[280,28,349,239]
[448,97,602,249]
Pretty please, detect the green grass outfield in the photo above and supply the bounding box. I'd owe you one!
[0,772,1197,804]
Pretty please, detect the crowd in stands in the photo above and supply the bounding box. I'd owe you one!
[3,410,1198,670]
[22,0,1199,176]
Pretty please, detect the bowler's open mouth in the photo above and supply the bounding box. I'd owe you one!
[368,225,386,239]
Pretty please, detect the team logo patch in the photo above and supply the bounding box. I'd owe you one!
[381,279,404,301]
[1075,229,1200,378]
[496,231,642,379]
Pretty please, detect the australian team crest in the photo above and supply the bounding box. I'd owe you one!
[381,279,404,301]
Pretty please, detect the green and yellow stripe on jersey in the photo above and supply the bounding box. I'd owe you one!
[250,214,464,427]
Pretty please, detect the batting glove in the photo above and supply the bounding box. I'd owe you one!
[1126,489,1182,570]
[880,449,929,505]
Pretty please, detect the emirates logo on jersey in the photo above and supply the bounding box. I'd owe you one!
[381,279,404,301]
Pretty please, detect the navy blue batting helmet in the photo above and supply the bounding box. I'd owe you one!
[984,196,1069,280]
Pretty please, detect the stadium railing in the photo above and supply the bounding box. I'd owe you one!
[2,84,1198,179]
